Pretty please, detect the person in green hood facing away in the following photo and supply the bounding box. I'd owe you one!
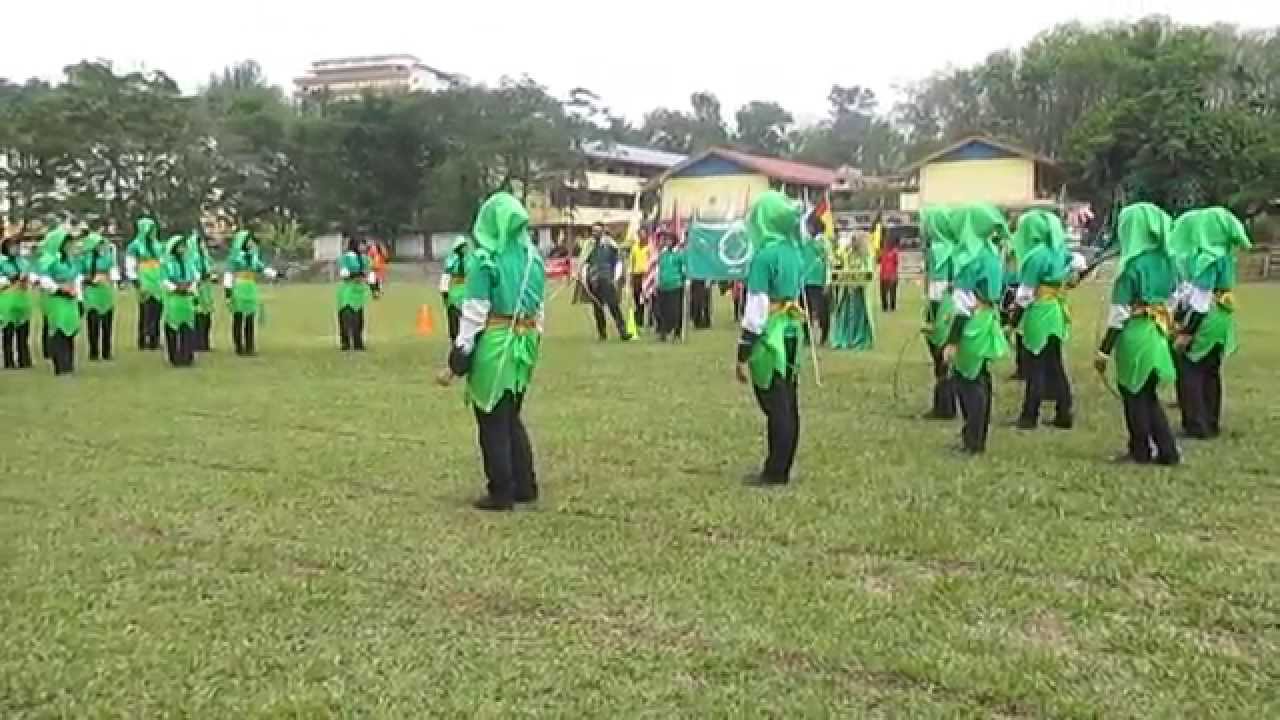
[190,230,217,352]
[0,234,35,369]
[943,204,1010,454]
[222,229,277,356]
[1168,207,1251,439]
[79,222,120,362]
[919,206,959,420]
[36,227,83,376]
[1094,203,1179,465]
[735,191,805,486]
[125,216,164,351]
[1008,209,1075,430]
[437,192,546,512]
[161,235,199,367]
[336,234,378,351]
[442,236,468,343]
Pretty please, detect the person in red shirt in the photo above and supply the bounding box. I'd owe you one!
[877,239,900,312]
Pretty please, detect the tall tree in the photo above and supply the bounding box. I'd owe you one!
[734,101,794,156]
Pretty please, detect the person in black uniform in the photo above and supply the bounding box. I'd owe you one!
[583,223,632,342]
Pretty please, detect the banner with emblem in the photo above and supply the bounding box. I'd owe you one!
[684,219,753,281]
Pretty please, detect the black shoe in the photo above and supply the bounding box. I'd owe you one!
[514,491,538,504]
[1179,430,1211,441]
[1014,417,1038,430]
[1049,414,1074,430]
[1111,452,1137,464]
[620,333,633,342]
[743,472,787,487]
[1155,454,1182,467]
[472,496,514,512]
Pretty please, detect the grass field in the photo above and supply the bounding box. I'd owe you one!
[2,277,1278,718]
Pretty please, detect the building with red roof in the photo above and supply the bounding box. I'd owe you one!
[650,148,836,221]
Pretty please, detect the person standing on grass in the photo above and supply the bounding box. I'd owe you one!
[800,218,831,345]
[223,229,277,357]
[1093,203,1180,465]
[190,230,217,352]
[655,232,686,342]
[442,237,468,343]
[919,207,958,420]
[337,235,378,352]
[161,235,198,368]
[1169,207,1251,440]
[582,222,631,342]
[0,235,35,370]
[1007,209,1074,430]
[628,230,651,330]
[437,192,546,512]
[877,238,900,312]
[37,227,83,376]
[79,227,120,362]
[735,191,805,486]
[942,204,1010,455]
[125,216,164,351]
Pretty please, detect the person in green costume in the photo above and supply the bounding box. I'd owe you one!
[336,234,378,351]
[1093,203,1180,465]
[0,234,35,369]
[442,237,468,343]
[1008,209,1074,429]
[161,235,199,367]
[125,216,164,350]
[222,229,277,356]
[190,230,217,352]
[1168,207,1251,439]
[79,224,120,362]
[829,234,876,350]
[1000,250,1029,381]
[735,190,805,486]
[799,218,831,346]
[919,206,958,419]
[942,204,1010,454]
[654,230,687,342]
[36,227,83,376]
[437,192,546,512]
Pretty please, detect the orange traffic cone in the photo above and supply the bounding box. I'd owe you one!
[416,305,434,336]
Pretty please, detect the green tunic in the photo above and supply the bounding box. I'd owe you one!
[1110,250,1177,393]
[193,241,216,316]
[337,251,373,310]
[80,238,118,314]
[163,255,198,330]
[745,241,804,388]
[656,249,686,291]
[951,251,1009,380]
[444,248,467,308]
[226,235,266,315]
[800,237,828,287]
[1187,256,1238,362]
[43,258,82,337]
[1017,245,1070,354]
[126,218,164,300]
[0,254,33,327]
[924,241,956,349]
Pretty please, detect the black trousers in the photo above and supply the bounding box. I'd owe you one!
[48,331,75,375]
[1012,335,1029,379]
[926,342,957,419]
[732,288,743,322]
[232,312,257,355]
[41,317,51,359]
[955,364,993,453]
[1180,345,1224,438]
[1019,336,1073,423]
[138,297,162,350]
[630,274,646,328]
[195,312,212,351]
[338,307,366,351]
[751,337,800,482]
[86,309,114,361]
[474,391,537,503]
[802,285,830,345]
[2,322,32,369]
[1120,374,1179,464]
[656,288,684,338]
[164,324,196,367]
[690,280,712,328]
[446,305,461,343]
[589,279,628,339]
[880,279,899,312]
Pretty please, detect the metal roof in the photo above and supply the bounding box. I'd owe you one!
[582,142,687,169]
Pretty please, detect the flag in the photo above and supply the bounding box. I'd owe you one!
[684,219,753,281]
[813,192,835,239]
[642,199,675,300]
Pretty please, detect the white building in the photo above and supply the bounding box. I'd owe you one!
[294,54,452,100]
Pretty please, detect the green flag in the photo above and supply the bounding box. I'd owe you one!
[685,220,754,281]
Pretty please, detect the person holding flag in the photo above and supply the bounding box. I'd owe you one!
[920,207,958,420]
[125,216,164,351]
[79,224,120,362]
[223,229,277,356]
[0,234,35,370]
[735,191,805,486]
[1007,209,1075,430]
[654,231,687,342]
[437,192,546,512]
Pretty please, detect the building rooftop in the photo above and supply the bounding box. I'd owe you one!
[657,148,837,188]
[582,142,687,169]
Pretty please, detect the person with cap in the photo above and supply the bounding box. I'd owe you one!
[437,192,546,512]
[1169,207,1251,440]
[1007,209,1075,430]
[79,224,120,362]
[37,227,83,376]
[336,234,378,351]
[125,216,164,351]
[942,204,1011,454]
[919,207,958,420]
[223,229,277,356]
[0,234,35,369]
[161,234,199,367]
[190,229,217,352]
[1093,203,1180,465]
[735,191,806,486]
[582,222,631,342]
[442,236,468,343]
[654,231,687,342]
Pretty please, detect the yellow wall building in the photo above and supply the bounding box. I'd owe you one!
[902,136,1063,210]
[654,148,836,221]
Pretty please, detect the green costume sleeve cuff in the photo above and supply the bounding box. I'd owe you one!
[1099,328,1120,355]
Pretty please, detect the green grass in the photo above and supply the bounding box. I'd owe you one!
[2,278,1278,718]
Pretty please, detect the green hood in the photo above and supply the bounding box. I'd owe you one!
[952,204,1008,273]
[1169,207,1251,279]
[451,236,468,252]
[39,227,70,262]
[133,217,158,250]
[471,192,530,256]
[746,191,801,250]
[1011,209,1066,268]
[165,234,188,257]
[81,232,108,255]
[1116,203,1172,276]
[920,206,956,268]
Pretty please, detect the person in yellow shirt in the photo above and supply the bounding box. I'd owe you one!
[628,230,652,329]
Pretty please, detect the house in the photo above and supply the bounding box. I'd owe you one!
[294,54,454,100]
[652,148,837,221]
[899,135,1065,210]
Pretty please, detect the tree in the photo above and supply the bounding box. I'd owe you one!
[734,101,794,156]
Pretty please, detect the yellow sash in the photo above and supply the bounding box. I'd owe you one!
[139,259,161,270]
[1133,303,1172,336]
[235,272,258,282]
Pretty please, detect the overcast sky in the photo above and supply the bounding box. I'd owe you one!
[7,0,1280,126]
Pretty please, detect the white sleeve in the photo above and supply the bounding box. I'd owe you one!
[75,276,84,300]
[536,305,546,333]
[1015,284,1035,308]
[1170,282,1191,310]
[0,276,9,288]
[163,280,176,292]
[741,291,770,334]
[109,267,121,283]
[1107,304,1131,329]
[951,288,977,317]
[125,255,138,280]
[455,298,490,354]
[264,267,278,280]
[339,267,351,279]
[438,272,450,292]
[1188,286,1212,314]
[222,272,234,289]
[927,281,948,302]
[40,276,57,292]
[367,271,378,287]
[1070,252,1087,273]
